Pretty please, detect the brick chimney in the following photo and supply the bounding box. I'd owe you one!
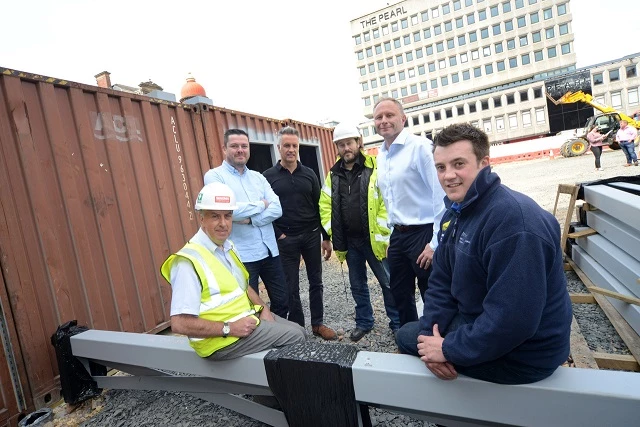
[95,71,111,89]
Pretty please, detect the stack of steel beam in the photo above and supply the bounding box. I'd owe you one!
[571,178,640,336]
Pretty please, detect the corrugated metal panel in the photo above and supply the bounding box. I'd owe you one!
[0,67,339,416]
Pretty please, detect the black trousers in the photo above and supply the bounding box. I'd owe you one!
[590,145,602,169]
[387,224,433,326]
[277,230,324,327]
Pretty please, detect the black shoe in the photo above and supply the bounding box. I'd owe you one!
[350,328,370,342]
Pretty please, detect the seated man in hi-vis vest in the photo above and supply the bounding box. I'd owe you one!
[162,182,306,360]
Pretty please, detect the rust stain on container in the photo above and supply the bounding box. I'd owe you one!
[0,66,338,422]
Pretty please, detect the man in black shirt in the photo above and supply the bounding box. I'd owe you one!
[319,123,400,342]
[263,127,337,341]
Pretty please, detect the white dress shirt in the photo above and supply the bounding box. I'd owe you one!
[377,129,446,249]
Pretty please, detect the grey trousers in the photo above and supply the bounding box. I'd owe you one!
[208,314,306,360]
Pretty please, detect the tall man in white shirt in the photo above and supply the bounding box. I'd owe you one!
[374,98,446,326]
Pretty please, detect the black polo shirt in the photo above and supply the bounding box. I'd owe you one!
[263,161,329,240]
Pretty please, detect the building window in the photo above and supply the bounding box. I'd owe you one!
[428,62,436,72]
[495,42,504,53]
[469,103,477,113]
[507,94,515,105]
[521,53,530,65]
[479,9,487,20]
[496,117,505,131]
[483,120,492,133]
[452,73,460,83]
[543,8,552,19]
[424,28,431,39]
[547,46,557,58]
[355,35,362,45]
[533,87,542,98]
[362,82,369,91]
[609,69,620,82]
[507,39,515,50]
[413,32,421,42]
[411,14,419,25]
[522,111,532,127]
[532,31,541,43]
[362,127,370,137]
[431,79,438,89]
[392,22,399,32]
[490,5,499,16]
[497,60,506,71]
[536,108,545,123]
[375,45,382,55]
[399,71,406,80]
[481,100,489,110]
[364,97,371,106]
[359,67,366,76]
[389,74,397,83]
[371,79,378,88]
[454,0,462,10]
[408,68,416,78]
[373,28,380,39]
[559,23,569,35]
[483,46,491,57]
[627,65,637,78]
[467,13,476,25]
[432,7,440,18]
[471,49,480,60]
[439,59,447,69]
[461,53,469,63]
[517,16,526,27]
[426,45,434,55]
[469,31,478,42]
[410,84,418,94]
[593,73,603,85]
[382,25,389,36]
[485,64,494,74]
[515,0,524,8]
[447,38,455,49]
[421,10,429,21]
[561,43,571,55]
[502,1,511,13]
[391,89,398,98]
[628,88,639,105]
[434,111,441,121]
[380,76,387,85]
[445,20,453,32]
[356,51,364,60]
[421,82,428,91]
[416,49,424,59]
[534,50,543,62]
[394,38,401,48]
[611,91,622,108]
[509,57,518,68]
[434,24,442,36]
[504,20,513,31]
[384,41,391,51]
[457,106,464,116]
[404,35,411,45]
[443,3,451,14]
[493,24,501,36]
[441,76,449,86]
[401,87,408,96]
[520,90,528,101]
[463,69,471,80]
[366,47,373,57]
[481,27,489,39]
[494,97,502,107]
[364,32,371,41]
[529,0,537,4]
[387,57,393,67]
[509,114,518,128]
[557,3,567,15]
[450,56,458,66]
[519,35,528,47]
[458,35,467,46]
[436,42,444,52]
[474,67,482,77]
[455,17,464,29]
[406,51,414,62]
[546,27,555,39]
[465,0,473,6]
[530,11,539,24]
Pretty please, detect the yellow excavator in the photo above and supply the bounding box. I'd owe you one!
[546,90,640,157]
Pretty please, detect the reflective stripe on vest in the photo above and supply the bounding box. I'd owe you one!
[160,242,261,357]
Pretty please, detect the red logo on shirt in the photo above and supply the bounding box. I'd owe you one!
[215,196,230,203]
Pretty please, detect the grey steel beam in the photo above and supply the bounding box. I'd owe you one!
[95,375,269,395]
[352,351,640,427]
[572,245,640,335]
[575,233,640,297]
[190,392,288,427]
[71,330,270,387]
[584,185,640,233]
[586,210,640,263]
[609,182,640,192]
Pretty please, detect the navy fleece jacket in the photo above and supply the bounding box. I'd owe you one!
[419,166,572,369]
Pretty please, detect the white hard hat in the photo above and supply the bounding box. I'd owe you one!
[195,182,238,211]
[332,123,361,143]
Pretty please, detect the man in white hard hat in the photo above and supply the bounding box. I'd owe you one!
[374,98,446,327]
[204,129,289,319]
[319,123,400,342]
[161,182,305,360]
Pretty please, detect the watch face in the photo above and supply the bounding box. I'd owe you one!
[223,324,230,335]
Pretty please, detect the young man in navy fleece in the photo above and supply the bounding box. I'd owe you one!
[395,123,572,385]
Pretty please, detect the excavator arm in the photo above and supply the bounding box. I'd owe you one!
[546,90,639,128]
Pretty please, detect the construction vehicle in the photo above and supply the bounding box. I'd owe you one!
[546,90,640,157]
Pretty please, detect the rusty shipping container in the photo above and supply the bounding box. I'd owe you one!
[0,67,337,423]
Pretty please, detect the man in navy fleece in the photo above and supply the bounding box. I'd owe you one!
[395,123,572,385]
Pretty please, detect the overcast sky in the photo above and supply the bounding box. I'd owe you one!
[2,0,638,125]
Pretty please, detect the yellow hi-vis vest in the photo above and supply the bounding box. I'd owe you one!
[161,242,262,357]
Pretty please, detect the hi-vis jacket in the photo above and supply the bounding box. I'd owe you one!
[319,152,390,262]
[161,242,262,357]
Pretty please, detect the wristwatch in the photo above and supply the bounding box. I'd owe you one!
[222,322,230,338]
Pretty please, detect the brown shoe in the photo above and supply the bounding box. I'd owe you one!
[312,324,337,341]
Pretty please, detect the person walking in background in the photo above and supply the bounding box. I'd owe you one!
[319,123,400,342]
[204,129,289,318]
[263,127,337,341]
[615,119,638,167]
[586,125,609,171]
[373,98,446,327]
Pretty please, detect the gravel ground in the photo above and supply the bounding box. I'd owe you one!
[72,150,639,427]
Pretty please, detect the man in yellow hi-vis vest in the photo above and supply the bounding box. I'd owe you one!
[162,182,306,360]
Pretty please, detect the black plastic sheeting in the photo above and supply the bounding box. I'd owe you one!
[50,321,106,405]
[577,174,640,199]
[264,342,371,427]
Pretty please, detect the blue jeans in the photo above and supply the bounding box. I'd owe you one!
[244,255,289,318]
[346,240,400,331]
[395,317,557,385]
[619,141,638,164]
